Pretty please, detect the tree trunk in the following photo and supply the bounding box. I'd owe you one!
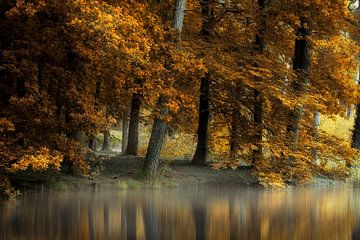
[101,130,110,151]
[125,93,141,155]
[89,134,97,151]
[143,96,168,179]
[252,0,266,163]
[230,110,240,160]
[312,111,320,164]
[288,17,310,154]
[352,104,360,149]
[122,116,129,153]
[347,105,354,118]
[173,0,187,40]
[143,0,186,179]
[71,130,82,143]
[253,90,263,160]
[192,73,211,165]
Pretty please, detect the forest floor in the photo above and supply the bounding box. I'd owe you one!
[9,151,351,194]
[48,152,259,192]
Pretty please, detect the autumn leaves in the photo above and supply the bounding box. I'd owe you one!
[0,0,360,191]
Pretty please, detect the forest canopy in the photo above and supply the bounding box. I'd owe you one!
[1,0,360,193]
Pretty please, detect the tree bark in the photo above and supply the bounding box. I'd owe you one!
[352,104,360,149]
[252,0,266,162]
[88,134,97,151]
[143,0,187,179]
[143,96,168,179]
[192,73,211,165]
[253,89,263,160]
[230,110,240,160]
[122,115,129,153]
[288,17,310,154]
[192,0,214,165]
[173,0,187,38]
[101,130,110,151]
[352,66,360,151]
[125,93,141,155]
[312,111,320,164]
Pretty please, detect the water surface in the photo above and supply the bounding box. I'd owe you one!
[1,186,360,240]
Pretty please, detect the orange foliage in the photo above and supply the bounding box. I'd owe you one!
[1,0,360,192]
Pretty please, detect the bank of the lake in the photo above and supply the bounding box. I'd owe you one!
[5,152,353,196]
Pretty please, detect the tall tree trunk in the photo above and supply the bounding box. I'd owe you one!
[143,96,168,179]
[352,104,360,149]
[143,0,186,179]
[230,110,240,160]
[192,73,211,165]
[252,0,266,163]
[312,111,320,164]
[101,130,110,151]
[288,17,310,154]
[192,0,214,165]
[352,66,360,152]
[253,90,263,160]
[125,93,141,155]
[122,115,129,153]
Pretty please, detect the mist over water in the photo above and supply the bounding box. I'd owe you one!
[1,187,360,240]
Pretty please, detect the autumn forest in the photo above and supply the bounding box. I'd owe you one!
[2,0,360,197]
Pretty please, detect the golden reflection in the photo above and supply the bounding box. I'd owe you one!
[1,188,360,240]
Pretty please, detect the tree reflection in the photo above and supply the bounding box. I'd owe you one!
[0,188,359,240]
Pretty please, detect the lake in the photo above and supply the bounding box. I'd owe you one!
[1,186,360,239]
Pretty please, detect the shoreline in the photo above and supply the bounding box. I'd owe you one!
[4,153,353,196]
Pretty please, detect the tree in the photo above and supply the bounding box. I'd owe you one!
[143,0,188,178]
[191,0,214,166]
[125,93,141,155]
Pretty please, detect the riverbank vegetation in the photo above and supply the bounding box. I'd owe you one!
[2,0,360,196]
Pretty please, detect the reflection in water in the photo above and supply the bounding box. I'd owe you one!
[1,187,360,240]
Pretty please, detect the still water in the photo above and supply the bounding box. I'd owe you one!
[1,187,360,240]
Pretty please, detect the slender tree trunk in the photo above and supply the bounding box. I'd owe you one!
[192,73,211,165]
[125,93,141,155]
[352,104,360,149]
[143,0,186,179]
[122,115,129,153]
[89,134,97,151]
[253,89,263,160]
[143,96,168,179]
[312,111,320,164]
[252,0,266,163]
[288,17,310,155]
[101,130,110,151]
[192,0,213,165]
[352,66,360,152]
[230,110,240,160]
[347,105,354,118]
